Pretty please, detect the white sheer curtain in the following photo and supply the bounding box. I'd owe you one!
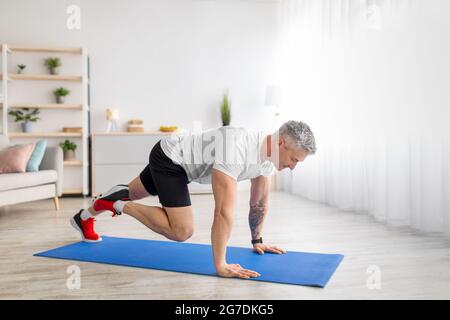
[275,0,450,236]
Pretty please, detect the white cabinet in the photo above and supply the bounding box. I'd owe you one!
[91,132,213,196]
[93,135,160,164]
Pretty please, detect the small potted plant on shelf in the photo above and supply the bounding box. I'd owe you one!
[44,57,62,75]
[8,108,40,133]
[17,64,26,74]
[220,92,231,126]
[53,87,70,104]
[59,140,77,161]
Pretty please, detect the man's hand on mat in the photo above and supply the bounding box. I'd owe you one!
[253,243,287,255]
[216,263,261,279]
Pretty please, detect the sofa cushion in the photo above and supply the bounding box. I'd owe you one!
[0,143,35,173]
[0,170,57,192]
[27,139,48,172]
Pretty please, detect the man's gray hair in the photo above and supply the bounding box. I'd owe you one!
[278,120,317,154]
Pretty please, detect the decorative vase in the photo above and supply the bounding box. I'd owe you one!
[56,95,65,104]
[63,150,75,161]
[50,68,59,75]
[17,69,23,74]
[21,122,31,132]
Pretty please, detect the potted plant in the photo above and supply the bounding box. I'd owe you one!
[220,93,231,126]
[8,108,40,132]
[59,140,77,161]
[17,64,26,74]
[44,57,62,75]
[53,87,70,104]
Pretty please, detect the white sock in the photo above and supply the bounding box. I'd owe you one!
[113,200,128,215]
[80,209,94,221]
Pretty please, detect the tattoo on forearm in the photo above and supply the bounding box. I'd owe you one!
[249,201,266,240]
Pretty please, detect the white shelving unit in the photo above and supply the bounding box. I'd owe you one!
[0,44,90,195]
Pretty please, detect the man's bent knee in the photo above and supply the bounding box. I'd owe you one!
[171,226,194,242]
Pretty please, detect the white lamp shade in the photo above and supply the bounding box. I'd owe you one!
[106,108,119,120]
[264,85,280,107]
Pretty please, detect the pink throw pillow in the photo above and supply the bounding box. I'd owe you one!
[0,143,36,174]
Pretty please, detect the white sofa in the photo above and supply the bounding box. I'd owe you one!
[0,135,63,210]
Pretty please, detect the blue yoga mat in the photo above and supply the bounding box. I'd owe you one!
[34,236,343,288]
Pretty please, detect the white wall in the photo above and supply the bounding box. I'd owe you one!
[0,0,279,132]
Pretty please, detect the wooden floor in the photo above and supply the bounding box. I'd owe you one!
[1,191,450,300]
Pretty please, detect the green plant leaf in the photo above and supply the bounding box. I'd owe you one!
[45,57,62,68]
[53,87,70,96]
[9,108,41,123]
[59,139,77,151]
[220,93,231,126]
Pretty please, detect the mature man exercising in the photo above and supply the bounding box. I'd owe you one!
[71,120,316,279]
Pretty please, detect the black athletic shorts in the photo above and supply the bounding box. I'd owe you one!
[139,140,191,207]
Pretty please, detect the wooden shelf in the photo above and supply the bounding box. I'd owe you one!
[7,45,82,54]
[4,103,82,110]
[91,131,180,136]
[64,160,83,166]
[0,73,82,82]
[63,188,83,195]
[9,132,82,138]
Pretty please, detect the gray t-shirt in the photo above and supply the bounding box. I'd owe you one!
[160,126,276,184]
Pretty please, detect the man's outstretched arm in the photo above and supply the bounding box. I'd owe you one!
[211,169,260,279]
[249,176,286,255]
